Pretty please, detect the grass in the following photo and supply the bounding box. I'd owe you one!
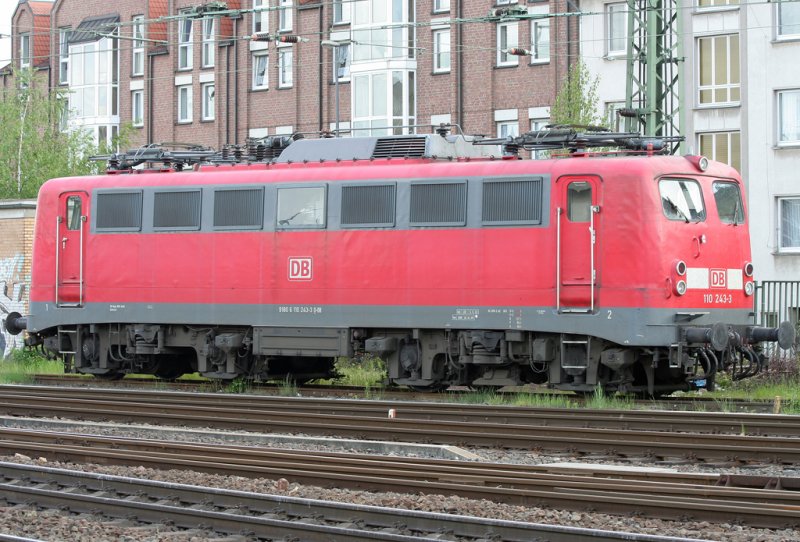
[0,349,64,383]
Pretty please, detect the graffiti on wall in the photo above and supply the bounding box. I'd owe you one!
[0,254,27,359]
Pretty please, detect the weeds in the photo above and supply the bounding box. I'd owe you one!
[0,348,64,383]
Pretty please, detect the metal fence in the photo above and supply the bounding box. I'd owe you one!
[754,281,800,358]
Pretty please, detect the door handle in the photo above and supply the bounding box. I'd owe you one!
[62,237,68,249]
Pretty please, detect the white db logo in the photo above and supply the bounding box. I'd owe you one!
[288,257,313,281]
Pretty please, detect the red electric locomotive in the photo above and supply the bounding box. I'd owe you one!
[5,128,794,395]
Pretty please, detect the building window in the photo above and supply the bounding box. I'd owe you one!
[178,13,193,70]
[279,0,293,32]
[202,83,215,121]
[178,85,192,123]
[496,22,518,66]
[698,0,739,8]
[604,100,626,130]
[698,34,740,105]
[59,28,71,84]
[606,3,627,57]
[434,0,450,13]
[331,42,350,82]
[352,0,415,62]
[278,48,293,88]
[779,198,800,251]
[530,8,550,64]
[433,28,450,73]
[20,33,30,68]
[497,120,519,138]
[202,18,215,68]
[778,90,800,145]
[253,0,268,33]
[778,0,800,39]
[132,17,144,76]
[68,34,120,146]
[253,53,268,89]
[698,131,741,171]
[132,90,143,127]
[352,70,416,136]
[333,0,350,24]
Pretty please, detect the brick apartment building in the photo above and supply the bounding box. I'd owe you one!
[1,0,576,149]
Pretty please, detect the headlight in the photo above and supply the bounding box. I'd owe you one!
[676,280,687,296]
[744,262,754,277]
[744,282,754,296]
[675,260,687,276]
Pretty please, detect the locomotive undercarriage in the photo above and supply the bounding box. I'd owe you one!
[38,322,772,395]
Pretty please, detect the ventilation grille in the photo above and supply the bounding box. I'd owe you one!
[482,179,543,224]
[410,182,467,226]
[214,188,265,229]
[154,190,201,229]
[96,191,143,230]
[341,184,396,227]
[372,137,427,159]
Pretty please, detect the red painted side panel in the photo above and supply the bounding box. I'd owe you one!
[30,156,755,315]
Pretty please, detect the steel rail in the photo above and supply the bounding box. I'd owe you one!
[6,384,797,436]
[1,389,800,463]
[0,429,799,529]
[0,461,706,542]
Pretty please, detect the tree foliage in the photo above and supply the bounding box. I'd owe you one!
[0,69,121,200]
[549,61,603,128]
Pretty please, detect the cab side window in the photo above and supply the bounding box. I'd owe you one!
[659,179,705,222]
[713,181,745,224]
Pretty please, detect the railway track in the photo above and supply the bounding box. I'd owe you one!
[1,386,800,465]
[30,374,789,413]
[1,430,799,530]
[2,461,691,542]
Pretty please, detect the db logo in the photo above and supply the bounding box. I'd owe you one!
[288,257,313,281]
[710,269,726,289]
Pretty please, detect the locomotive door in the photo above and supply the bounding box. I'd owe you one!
[56,191,88,307]
[557,176,600,312]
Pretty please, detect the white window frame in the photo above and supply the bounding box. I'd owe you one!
[432,28,450,73]
[697,34,740,106]
[496,22,518,67]
[279,0,293,32]
[778,197,800,253]
[178,13,194,71]
[529,117,548,159]
[333,0,350,24]
[434,0,450,13]
[697,0,739,10]
[778,1,800,40]
[201,82,215,121]
[604,100,626,131]
[606,3,627,58]
[778,89,800,146]
[278,47,293,88]
[132,17,144,76]
[178,84,193,123]
[20,33,30,68]
[253,0,269,34]
[496,0,516,5]
[202,17,216,68]
[132,89,144,127]
[59,28,71,84]
[252,52,269,89]
[529,8,550,64]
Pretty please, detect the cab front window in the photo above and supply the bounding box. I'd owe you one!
[659,179,706,222]
[713,181,745,224]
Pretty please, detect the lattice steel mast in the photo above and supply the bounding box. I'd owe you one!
[624,0,684,154]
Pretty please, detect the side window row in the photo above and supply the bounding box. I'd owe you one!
[95,178,544,232]
[658,178,746,225]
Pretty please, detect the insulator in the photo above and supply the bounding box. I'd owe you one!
[221,146,229,159]
[255,144,267,161]
[250,32,273,42]
[277,35,301,43]
[507,47,530,56]
[233,147,243,161]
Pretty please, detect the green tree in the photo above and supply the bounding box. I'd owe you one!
[549,61,603,128]
[0,69,128,199]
